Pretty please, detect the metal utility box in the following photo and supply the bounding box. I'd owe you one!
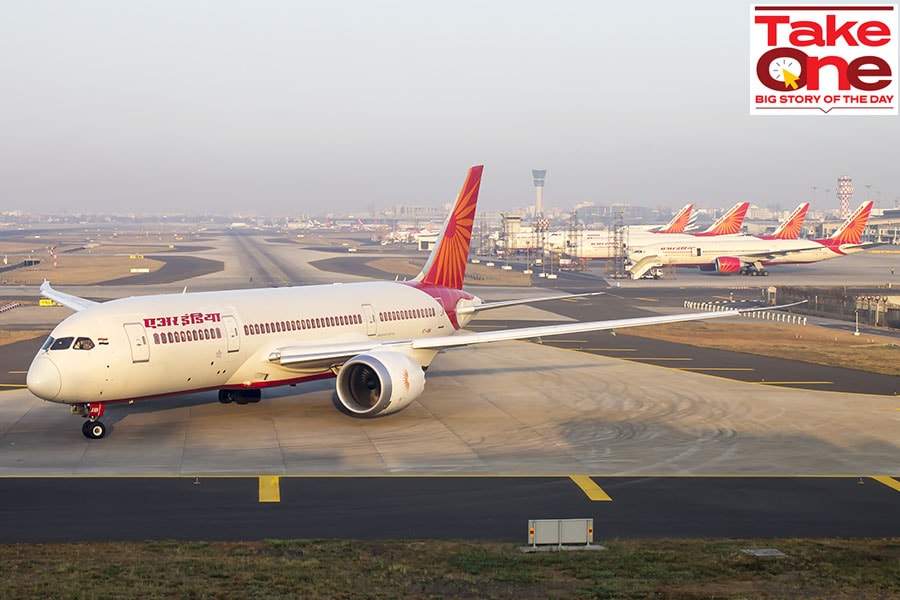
[528,518,593,547]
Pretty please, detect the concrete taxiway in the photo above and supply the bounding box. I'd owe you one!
[1,339,896,477]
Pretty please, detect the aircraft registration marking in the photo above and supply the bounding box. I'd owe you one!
[258,476,281,503]
[570,475,612,501]
[872,476,900,494]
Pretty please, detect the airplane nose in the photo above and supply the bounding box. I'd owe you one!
[27,357,61,401]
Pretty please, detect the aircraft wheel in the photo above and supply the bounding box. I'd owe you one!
[84,421,106,440]
[762,270,769,276]
[218,390,234,404]
[247,390,262,403]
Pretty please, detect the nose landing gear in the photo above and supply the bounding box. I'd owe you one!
[73,402,107,439]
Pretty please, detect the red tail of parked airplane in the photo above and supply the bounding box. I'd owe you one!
[693,202,750,236]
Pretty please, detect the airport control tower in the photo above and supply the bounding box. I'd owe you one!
[837,175,853,219]
[532,170,547,217]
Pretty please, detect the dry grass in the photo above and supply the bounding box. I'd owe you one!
[1,538,896,599]
[0,330,46,347]
[0,255,162,285]
[623,320,900,376]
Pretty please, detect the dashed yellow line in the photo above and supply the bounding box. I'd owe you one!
[258,476,281,502]
[872,476,900,493]
[584,348,637,352]
[754,381,833,386]
[570,475,612,501]
[679,367,754,372]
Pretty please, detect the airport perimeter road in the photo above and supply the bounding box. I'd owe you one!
[0,475,898,543]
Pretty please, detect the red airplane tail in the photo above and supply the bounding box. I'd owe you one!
[827,201,873,245]
[654,204,693,234]
[696,202,750,236]
[769,202,809,240]
[414,165,483,290]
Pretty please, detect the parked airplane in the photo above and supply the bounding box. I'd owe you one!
[757,202,810,240]
[27,166,794,439]
[686,202,750,237]
[561,202,751,260]
[625,201,874,279]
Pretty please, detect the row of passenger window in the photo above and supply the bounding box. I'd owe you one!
[244,313,363,336]
[379,307,436,321]
[153,328,222,345]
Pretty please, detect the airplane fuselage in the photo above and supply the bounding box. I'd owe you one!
[627,236,857,268]
[27,281,477,406]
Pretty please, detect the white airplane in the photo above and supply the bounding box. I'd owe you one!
[27,166,795,439]
[562,202,751,260]
[625,201,874,279]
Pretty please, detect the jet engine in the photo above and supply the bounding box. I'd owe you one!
[335,351,426,417]
[713,256,742,273]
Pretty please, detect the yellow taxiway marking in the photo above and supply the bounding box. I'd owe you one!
[627,357,692,361]
[8,371,28,374]
[0,384,26,388]
[569,475,612,501]
[258,476,281,503]
[633,297,659,302]
[584,348,637,352]
[678,367,754,372]
[546,339,588,343]
[872,476,900,493]
[754,381,833,386]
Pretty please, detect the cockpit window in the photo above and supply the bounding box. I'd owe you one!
[50,337,74,350]
[41,337,55,351]
[73,337,95,351]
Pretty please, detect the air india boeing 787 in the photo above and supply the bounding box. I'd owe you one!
[27,166,794,439]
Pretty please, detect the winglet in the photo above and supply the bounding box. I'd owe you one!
[39,280,100,312]
[769,202,809,240]
[696,202,750,236]
[828,201,874,245]
[654,204,693,234]
[413,165,483,290]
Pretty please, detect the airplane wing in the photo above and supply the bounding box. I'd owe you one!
[39,281,100,312]
[269,302,804,368]
[456,291,604,315]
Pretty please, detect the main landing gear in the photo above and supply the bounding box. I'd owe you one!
[74,403,107,439]
[218,389,262,404]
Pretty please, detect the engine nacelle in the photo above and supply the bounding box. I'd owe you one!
[335,351,426,417]
[713,256,742,274]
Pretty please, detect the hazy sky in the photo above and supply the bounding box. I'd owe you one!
[2,1,898,215]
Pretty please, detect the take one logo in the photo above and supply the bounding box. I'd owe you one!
[751,5,899,115]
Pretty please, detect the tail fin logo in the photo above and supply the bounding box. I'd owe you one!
[830,201,873,245]
[415,166,483,290]
[656,204,693,234]
[704,202,749,235]
[770,203,809,240]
